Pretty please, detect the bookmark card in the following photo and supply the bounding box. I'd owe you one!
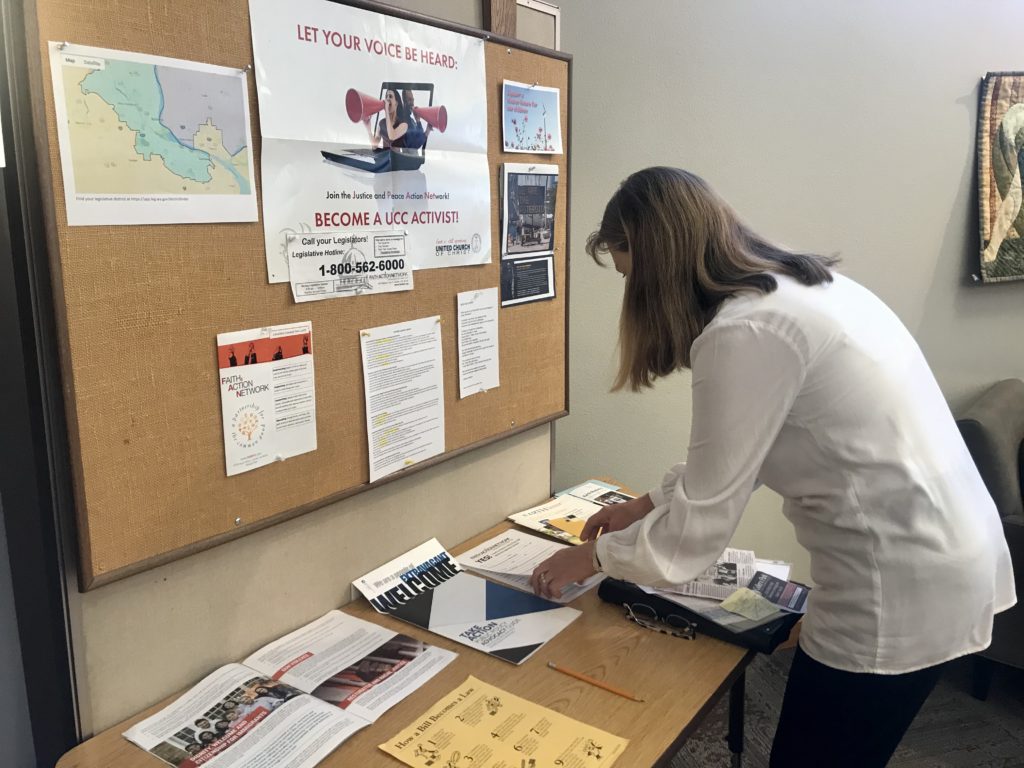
[354,539,579,664]
[217,322,316,476]
[747,571,810,613]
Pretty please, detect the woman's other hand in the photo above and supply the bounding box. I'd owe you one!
[580,493,655,541]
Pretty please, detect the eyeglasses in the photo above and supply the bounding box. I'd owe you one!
[623,602,696,640]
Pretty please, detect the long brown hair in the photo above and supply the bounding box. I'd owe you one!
[586,167,837,391]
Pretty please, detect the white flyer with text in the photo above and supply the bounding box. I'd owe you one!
[360,316,445,482]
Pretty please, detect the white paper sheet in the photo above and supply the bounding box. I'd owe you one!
[289,230,413,302]
[217,322,316,476]
[360,316,444,482]
[457,529,603,603]
[456,287,499,398]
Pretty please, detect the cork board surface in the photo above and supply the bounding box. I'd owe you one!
[33,0,569,588]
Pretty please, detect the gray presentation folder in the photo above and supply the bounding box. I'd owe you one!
[598,577,800,654]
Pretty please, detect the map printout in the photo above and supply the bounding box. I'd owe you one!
[49,42,258,225]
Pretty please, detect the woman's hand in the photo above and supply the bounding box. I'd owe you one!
[529,542,597,600]
[580,493,655,541]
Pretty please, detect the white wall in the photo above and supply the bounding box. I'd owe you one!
[554,0,1024,582]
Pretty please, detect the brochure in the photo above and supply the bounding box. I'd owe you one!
[457,529,605,603]
[123,610,455,767]
[216,321,316,476]
[748,570,810,613]
[559,479,636,506]
[354,538,580,665]
[507,494,603,546]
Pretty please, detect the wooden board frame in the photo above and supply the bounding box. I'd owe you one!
[28,0,572,589]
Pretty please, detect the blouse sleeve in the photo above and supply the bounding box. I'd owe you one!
[648,462,686,507]
[596,319,807,588]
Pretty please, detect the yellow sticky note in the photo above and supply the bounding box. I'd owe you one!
[721,587,779,621]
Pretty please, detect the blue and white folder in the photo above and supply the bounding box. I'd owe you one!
[354,538,580,664]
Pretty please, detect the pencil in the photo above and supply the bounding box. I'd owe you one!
[547,661,645,702]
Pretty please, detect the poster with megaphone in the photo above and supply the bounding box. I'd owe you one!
[249,0,491,283]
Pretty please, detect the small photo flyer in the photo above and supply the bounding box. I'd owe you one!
[502,163,558,258]
[502,79,563,154]
[500,255,555,307]
[216,321,316,476]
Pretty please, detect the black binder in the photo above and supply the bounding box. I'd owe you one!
[598,577,800,654]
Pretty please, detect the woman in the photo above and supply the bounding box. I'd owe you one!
[364,89,408,149]
[529,167,1016,767]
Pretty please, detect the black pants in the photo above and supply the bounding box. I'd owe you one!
[769,645,944,768]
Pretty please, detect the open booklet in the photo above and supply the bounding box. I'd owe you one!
[456,528,605,603]
[354,538,580,664]
[124,610,456,768]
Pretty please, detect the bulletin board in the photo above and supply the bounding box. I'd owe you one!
[30,0,571,588]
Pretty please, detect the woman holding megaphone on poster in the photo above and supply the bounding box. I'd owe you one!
[362,88,408,149]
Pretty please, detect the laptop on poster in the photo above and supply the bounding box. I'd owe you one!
[322,81,436,174]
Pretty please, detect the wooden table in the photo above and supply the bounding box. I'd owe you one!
[58,521,755,768]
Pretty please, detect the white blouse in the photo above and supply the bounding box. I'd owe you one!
[596,272,1016,674]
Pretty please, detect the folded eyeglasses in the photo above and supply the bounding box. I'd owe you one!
[623,602,697,640]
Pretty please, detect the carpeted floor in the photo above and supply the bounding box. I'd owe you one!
[671,649,1024,767]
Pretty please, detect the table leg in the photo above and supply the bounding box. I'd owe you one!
[726,670,745,768]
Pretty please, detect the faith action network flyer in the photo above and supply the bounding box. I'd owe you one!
[216,321,316,476]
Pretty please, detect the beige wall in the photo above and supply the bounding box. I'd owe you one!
[73,425,551,733]
[379,0,481,28]
[554,0,1024,583]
